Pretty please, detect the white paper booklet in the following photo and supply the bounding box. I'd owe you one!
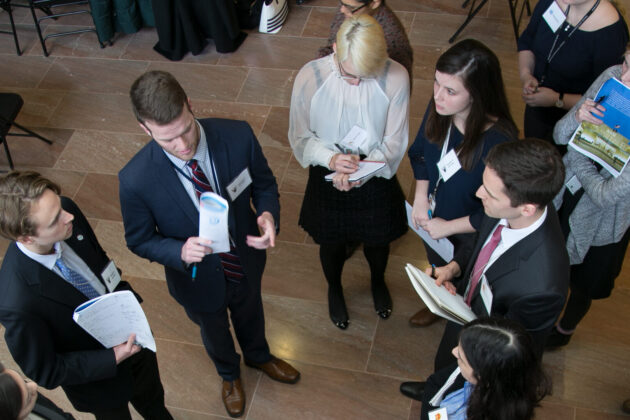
[405,202,454,262]
[325,161,386,182]
[73,290,156,352]
[405,263,476,325]
[199,192,230,253]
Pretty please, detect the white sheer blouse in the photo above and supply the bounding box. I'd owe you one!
[288,54,410,180]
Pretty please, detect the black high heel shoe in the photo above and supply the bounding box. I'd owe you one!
[328,286,349,329]
[372,280,392,319]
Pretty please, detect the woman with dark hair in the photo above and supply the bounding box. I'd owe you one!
[405,39,517,329]
[317,0,413,80]
[518,0,628,143]
[420,318,551,420]
[0,362,74,420]
[546,42,630,348]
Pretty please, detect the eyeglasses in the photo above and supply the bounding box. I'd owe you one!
[335,53,373,82]
[338,0,369,14]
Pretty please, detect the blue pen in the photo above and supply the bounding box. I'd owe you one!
[431,264,436,279]
[427,209,433,219]
[191,263,197,280]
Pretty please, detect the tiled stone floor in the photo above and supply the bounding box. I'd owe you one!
[1,1,629,418]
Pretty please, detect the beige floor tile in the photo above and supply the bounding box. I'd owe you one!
[302,7,337,39]
[192,100,270,135]
[237,67,296,107]
[56,130,149,174]
[389,0,480,14]
[11,88,65,127]
[1,127,73,169]
[248,361,411,419]
[575,408,630,419]
[94,220,166,281]
[280,154,309,193]
[21,167,86,198]
[217,33,324,70]
[0,55,52,88]
[276,2,313,37]
[534,401,576,420]
[146,62,249,103]
[73,172,121,221]
[278,192,308,243]
[410,45,444,81]
[25,24,131,58]
[50,91,139,131]
[39,57,149,94]
[259,106,291,149]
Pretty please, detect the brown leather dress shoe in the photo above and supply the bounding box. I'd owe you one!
[409,308,440,327]
[245,356,301,384]
[222,379,245,418]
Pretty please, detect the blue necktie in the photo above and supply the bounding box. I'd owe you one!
[55,257,100,299]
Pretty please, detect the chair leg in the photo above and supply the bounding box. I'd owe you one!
[1,136,15,171]
[28,1,50,57]
[5,3,22,55]
[11,122,53,144]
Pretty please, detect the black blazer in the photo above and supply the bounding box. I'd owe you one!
[0,198,140,412]
[119,118,280,313]
[454,207,569,348]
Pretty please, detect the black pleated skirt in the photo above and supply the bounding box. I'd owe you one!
[299,165,407,246]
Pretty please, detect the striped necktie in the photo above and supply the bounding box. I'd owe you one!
[55,257,100,299]
[187,159,244,282]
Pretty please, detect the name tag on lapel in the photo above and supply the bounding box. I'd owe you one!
[428,407,448,420]
[479,275,493,315]
[101,260,121,293]
[227,168,252,201]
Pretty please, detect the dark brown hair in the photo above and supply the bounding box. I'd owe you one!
[424,39,517,171]
[485,138,565,208]
[129,70,188,125]
[0,171,61,241]
[0,362,22,420]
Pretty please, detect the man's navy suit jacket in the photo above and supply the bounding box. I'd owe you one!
[118,118,280,313]
[0,198,139,412]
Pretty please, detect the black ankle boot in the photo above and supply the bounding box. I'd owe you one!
[371,279,392,319]
[328,286,349,329]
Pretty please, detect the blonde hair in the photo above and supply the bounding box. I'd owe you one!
[335,15,387,77]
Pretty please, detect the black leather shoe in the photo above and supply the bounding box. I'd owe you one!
[328,286,349,329]
[545,327,572,349]
[400,381,425,401]
[372,280,392,319]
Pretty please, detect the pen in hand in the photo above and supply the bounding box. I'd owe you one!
[431,264,436,279]
[191,263,197,280]
[335,143,352,154]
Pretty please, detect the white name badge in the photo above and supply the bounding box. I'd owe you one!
[566,175,582,195]
[437,149,461,182]
[543,1,566,33]
[428,407,449,420]
[227,168,252,201]
[479,275,493,315]
[101,260,121,293]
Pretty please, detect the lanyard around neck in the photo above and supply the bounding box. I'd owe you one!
[541,0,600,85]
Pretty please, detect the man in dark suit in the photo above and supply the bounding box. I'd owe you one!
[0,171,172,420]
[119,71,299,418]
[401,139,569,402]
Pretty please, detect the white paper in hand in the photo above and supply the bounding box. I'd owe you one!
[339,125,369,153]
[73,291,156,352]
[199,192,230,253]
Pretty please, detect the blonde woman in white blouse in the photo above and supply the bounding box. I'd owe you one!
[289,15,410,330]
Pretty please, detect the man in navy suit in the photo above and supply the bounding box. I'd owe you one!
[119,71,299,418]
[0,171,172,420]
[401,139,569,403]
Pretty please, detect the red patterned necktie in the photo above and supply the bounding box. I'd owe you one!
[187,159,244,282]
[465,224,504,306]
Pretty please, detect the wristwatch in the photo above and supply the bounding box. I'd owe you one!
[555,92,564,108]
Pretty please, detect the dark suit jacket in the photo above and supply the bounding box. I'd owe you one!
[0,198,140,412]
[118,118,280,313]
[452,207,569,350]
[32,393,76,419]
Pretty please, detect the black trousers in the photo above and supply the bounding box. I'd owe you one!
[185,275,271,381]
[91,349,172,420]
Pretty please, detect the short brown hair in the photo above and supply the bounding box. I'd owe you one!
[129,70,188,125]
[0,171,60,240]
[485,138,565,208]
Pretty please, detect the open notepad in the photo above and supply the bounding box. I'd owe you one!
[324,161,386,182]
[73,290,156,352]
[405,263,476,325]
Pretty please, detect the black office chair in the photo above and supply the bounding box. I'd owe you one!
[10,0,103,56]
[0,0,22,55]
[0,93,53,171]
